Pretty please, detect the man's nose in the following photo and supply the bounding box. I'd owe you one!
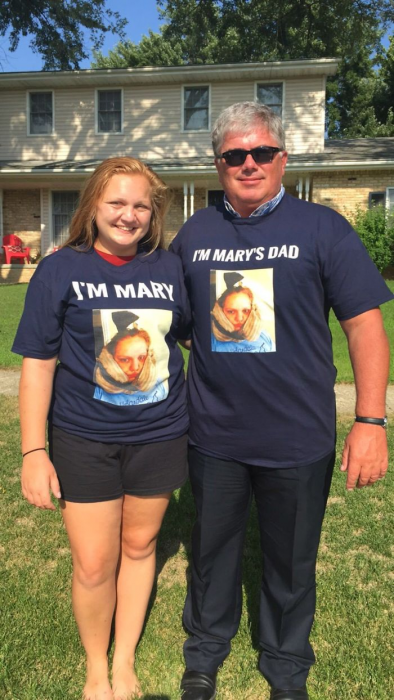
[242,153,257,169]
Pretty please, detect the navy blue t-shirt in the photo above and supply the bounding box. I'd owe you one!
[171,194,393,468]
[13,246,190,443]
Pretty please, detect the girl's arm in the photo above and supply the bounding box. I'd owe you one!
[20,356,61,510]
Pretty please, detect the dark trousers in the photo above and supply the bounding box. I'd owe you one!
[183,447,335,689]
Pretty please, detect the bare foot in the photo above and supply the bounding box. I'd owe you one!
[112,663,142,699]
[83,659,113,700]
[83,680,113,700]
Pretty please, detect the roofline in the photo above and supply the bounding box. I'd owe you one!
[287,160,394,172]
[0,58,339,79]
[0,58,339,88]
[1,158,393,177]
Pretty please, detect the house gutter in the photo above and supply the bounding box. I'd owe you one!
[0,161,393,177]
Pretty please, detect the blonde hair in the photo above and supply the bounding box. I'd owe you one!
[211,286,263,342]
[94,329,157,394]
[65,157,171,253]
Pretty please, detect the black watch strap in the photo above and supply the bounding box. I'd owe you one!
[355,416,388,429]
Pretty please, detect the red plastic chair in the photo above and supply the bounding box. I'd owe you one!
[2,234,31,264]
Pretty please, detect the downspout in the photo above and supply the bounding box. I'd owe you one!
[183,182,188,222]
[305,176,310,202]
[190,182,195,216]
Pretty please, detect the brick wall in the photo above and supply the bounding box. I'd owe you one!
[164,187,206,247]
[312,170,394,222]
[3,189,41,258]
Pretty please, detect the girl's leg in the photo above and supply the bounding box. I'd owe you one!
[111,493,171,700]
[61,498,123,700]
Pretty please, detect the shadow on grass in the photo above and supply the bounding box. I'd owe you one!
[176,479,263,654]
[141,478,265,662]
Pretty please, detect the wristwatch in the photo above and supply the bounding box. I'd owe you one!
[355,416,388,429]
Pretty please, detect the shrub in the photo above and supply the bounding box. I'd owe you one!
[353,205,394,272]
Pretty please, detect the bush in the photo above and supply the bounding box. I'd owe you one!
[353,205,394,272]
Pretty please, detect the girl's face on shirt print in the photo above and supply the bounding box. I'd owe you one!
[94,173,153,256]
[113,335,148,382]
[222,291,252,331]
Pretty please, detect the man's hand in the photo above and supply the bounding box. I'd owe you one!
[340,421,388,491]
[21,451,61,510]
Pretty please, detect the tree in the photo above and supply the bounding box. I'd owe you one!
[353,206,394,272]
[0,0,127,70]
[91,0,394,137]
[373,34,394,132]
[92,33,184,70]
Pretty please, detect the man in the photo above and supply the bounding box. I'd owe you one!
[171,102,392,700]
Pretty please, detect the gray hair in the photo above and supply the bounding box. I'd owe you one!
[211,101,286,156]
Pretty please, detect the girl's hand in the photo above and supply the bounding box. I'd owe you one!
[21,451,61,510]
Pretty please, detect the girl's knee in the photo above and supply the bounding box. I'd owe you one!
[121,531,158,561]
[73,556,117,589]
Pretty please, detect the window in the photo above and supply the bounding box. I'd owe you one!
[52,191,79,246]
[386,187,394,212]
[256,83,283,117]
[29,92,53,134]
[369,192,385,208]
[183,86,209,131]
[97,90,122,133]
[208,190,223,207]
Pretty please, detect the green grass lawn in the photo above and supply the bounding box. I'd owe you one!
[1,281,394,381]
[0,284,27,368]
[329,279,394,382]
[1,394,393,700]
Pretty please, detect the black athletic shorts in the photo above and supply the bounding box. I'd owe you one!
[49,425,188,503]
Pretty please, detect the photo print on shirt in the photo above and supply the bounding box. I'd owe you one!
[210,269,276,353]
[92,308,172,405]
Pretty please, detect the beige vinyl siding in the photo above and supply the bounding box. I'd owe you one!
[211,81,255,133]
[210,76,325,154]
[284,77,326,153]
[0,90,29,159]
[0,76,326,162]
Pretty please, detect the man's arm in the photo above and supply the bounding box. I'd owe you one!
[340,308,389,491]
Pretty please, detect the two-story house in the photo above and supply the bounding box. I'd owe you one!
[1,58,393,282]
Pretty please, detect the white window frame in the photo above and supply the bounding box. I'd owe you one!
[27,90,55,136]
[95,88,124,135]
[182,84,211,133]
[254,81,285,124]
[386,187,394,212]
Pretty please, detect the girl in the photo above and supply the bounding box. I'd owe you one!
[211,272,274,352]
[13,157,190,700]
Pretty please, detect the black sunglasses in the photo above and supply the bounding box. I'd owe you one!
[220,146,283,166]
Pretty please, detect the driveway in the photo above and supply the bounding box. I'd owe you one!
[1,368,394,415]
